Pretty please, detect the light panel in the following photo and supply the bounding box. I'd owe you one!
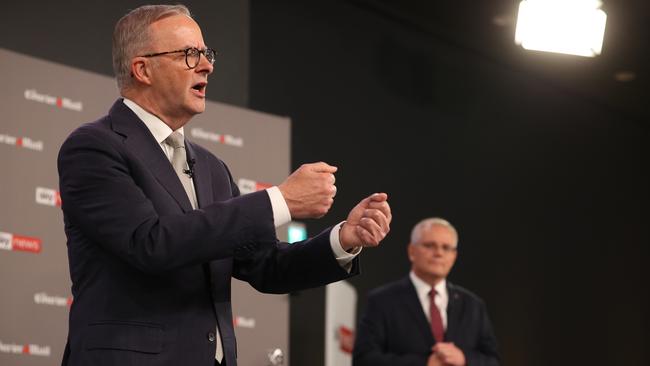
[515,0,607,57]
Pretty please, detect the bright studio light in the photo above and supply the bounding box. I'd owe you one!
[287,222,307,244]
[515,0,607,57]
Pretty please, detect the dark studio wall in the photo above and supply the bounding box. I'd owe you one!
[249,1,649,366]
[0,0,250,107]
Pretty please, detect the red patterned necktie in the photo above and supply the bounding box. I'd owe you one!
[429,289,444,342]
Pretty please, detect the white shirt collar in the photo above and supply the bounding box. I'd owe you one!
[410,271,448,300]
[122,98,184,144]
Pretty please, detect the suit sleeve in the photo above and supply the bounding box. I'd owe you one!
[232,227,359,294]
[353,294,428,366]
[58,127,277,275]
[463,300,500,366]
[213,149,360,293]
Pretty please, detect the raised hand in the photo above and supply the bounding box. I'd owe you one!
[339,193,391,251]
[278,162,337,219]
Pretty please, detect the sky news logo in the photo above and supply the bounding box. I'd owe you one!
[190,127,244,148]
[35,187,62,207]
[0,231,42,254]
[0,340,51,357]
[237,178,272,195]
[34,292,73,307]
[24,89,83,112]
[0,132,44,151]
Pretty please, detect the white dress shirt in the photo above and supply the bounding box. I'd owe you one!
[409,271,449,330]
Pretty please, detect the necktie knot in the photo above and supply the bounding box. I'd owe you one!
[165,131,185,149]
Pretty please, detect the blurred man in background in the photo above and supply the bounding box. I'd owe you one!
[353,218,498,366]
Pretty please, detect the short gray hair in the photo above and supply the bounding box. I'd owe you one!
[112,4,192,91]
[410,217,458,246]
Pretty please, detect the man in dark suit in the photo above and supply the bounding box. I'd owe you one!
[57,5,392,366]
[353,218,498,366]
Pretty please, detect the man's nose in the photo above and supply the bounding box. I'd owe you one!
[196,54,214,74]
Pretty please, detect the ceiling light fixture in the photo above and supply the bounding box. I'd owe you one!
[515,0,607,57]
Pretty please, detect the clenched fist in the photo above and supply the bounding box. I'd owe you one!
[339,193,392,251]
[278,162,337,219]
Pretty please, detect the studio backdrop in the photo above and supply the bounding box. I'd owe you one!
[0,48,292,366]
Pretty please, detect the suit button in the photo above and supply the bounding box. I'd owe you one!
[208,332,216,342]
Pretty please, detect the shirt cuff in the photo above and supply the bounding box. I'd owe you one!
[266,186,291,228]
[330,221,362,273]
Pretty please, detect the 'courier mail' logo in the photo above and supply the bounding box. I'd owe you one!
[0,231,42,253]
[233,315,256,329]
[35,187,62,207]
[24,89,83,112]
[34,292,73,307]
[237,178,272,195]
[0,340,51,357]
[190,127,244,148]
[0,132,44,151]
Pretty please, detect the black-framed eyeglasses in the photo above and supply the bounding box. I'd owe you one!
[139,47,217,69]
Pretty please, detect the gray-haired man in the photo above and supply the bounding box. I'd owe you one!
[59,5,391,366]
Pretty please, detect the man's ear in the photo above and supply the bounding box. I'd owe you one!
[131,57,153,86]
[407,243,415,262]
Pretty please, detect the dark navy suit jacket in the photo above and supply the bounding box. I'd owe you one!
[58,99,358,366]
[353,277,499,366]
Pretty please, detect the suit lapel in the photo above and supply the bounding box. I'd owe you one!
[445,282,463,342]
[108,99,193,212]
[401,277,435,344]
[185,141,212,208]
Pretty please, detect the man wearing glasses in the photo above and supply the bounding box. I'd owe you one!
[353,218,499,366]
[58,4,391,366]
